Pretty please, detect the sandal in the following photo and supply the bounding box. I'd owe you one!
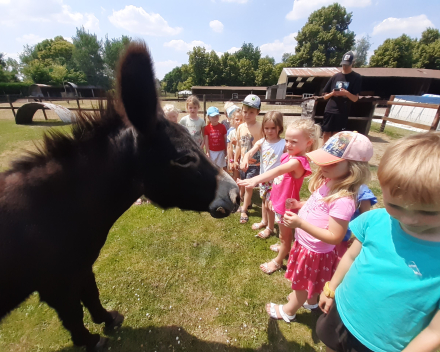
[270,243,280,253]
[252,221,267,230]
[260,259,281,274]
[286,295,319,310]
[267,303,296,323]
[240,211,249,224]
[256,227,274,239]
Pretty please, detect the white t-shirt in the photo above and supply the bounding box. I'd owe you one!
[179,115,205,147]
[227,128,237,153]
[256,138,286,174]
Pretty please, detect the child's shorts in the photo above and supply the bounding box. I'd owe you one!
[209,150,226,168]
[275,211,283,224]
[259,181,273,200]
[316,302,373,352]
[243,165,259,179]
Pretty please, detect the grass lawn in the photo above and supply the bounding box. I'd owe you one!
[0,116,413,352]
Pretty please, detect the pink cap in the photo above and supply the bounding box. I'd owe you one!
[307,131,373,166]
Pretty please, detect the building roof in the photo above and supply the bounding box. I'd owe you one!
[278,67,440,84]
[191,86,267,90]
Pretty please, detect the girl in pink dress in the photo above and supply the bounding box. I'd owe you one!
[238,118,321,274]
[265,131,373,323]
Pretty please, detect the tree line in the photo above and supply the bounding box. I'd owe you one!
[1,3,439,92]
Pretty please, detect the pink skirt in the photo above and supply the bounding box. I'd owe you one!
[285,241,338,299]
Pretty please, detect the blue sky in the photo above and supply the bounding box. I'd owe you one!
[1,0,439,79]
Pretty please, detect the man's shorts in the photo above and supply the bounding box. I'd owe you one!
[316,302,373,352]
[243,165,260,179]
[321,112,348,133]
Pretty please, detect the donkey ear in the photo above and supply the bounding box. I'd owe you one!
[117,41,158,134]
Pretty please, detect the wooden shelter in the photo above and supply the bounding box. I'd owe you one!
[191,86,267,100]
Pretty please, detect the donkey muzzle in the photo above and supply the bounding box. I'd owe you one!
[209,170,240,219]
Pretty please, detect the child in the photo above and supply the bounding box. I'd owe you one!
[266,131,372,322]
[234,94,263,223]
[163,104,180,123]
[204,107,227,170]
[334,184,377,261]
[316,132,440,352]
[223,101,237,131]
[240,111,285,238]
[227,107,243,180]
[238,118,321,274]
[179,95,205,149]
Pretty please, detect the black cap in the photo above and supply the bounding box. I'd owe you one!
[340,51,354,65]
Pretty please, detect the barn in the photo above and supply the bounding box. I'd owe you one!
[191,86,267,100]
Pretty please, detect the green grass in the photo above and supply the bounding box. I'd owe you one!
[1,116,413,351]
[370,121,417,140]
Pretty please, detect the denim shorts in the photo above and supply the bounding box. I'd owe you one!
[244,165,260,179]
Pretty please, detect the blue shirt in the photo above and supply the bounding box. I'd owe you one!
[343,185,377,241]
[336,208,440,352]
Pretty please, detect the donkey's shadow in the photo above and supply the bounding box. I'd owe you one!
[56,318,319,352]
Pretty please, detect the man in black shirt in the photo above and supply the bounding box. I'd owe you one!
[322,51,362,143]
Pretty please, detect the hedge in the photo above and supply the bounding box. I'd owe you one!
[0,83,31,96]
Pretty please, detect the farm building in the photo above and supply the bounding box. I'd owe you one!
[268,67,440,100]
[191,86,267,100]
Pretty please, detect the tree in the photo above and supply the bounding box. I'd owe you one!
[234,43,261,70]
[273,62,288,84]
[413,28,440,70]
[238,58,255,86]
[0,54,19,82]
[255,58,277,86]
[220,52,240,86]
[103,35,131,81]
[352,35,372,67]
[294,3,356,67]
[369,34,415,68]
[187,46,208,86]
[162,66,183,93]
[71,27,108,87]
[205,51,222,86]
[282,53,294,63]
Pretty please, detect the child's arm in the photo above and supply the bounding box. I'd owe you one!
[402,310,440,352]
[240,142,261,172]
[204,134,209,157]
[227,142,234,169]
[319,239,362,313]
[283,212,349,245]
[200,125,205,150]
[237,158,302,189]
[233,130,241,170]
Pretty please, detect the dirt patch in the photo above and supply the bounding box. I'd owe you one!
[368,131,392,168]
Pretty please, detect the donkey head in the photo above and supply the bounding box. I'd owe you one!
[117,42,239,218]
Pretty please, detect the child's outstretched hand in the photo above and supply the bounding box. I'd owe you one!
[282,211,302,229]
[319,294,334,314]
[237,178,257,189]
[240,159,249,172]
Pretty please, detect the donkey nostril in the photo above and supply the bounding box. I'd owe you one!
[216,207,226,214]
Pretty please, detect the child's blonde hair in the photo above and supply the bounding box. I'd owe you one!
[378,132,440,205]
[286,117,321,152]
[186,95,200,107]
[309,161,371,203]
[163,104,180,115]
[261,111,284,139]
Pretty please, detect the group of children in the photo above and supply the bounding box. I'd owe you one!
[163,94,440,352]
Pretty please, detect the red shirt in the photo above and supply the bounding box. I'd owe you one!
[204,123,227,151]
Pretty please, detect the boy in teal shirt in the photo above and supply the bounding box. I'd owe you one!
[317,132,440,352]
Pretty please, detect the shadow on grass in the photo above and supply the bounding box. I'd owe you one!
[56,320,318,352]
[25,121,72,127]
[368,135,389,144]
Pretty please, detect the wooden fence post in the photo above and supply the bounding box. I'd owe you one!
[7,95,16,118]
[203,94,206,123]
[430,105,440,131]
[76,98,81,113]
[380,95,395,132]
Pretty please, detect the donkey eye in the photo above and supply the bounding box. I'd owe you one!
[171,154,198,168]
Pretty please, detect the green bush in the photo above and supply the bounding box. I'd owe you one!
[0,83,31,96]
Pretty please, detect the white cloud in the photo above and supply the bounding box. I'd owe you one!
[16,34,45,45]
[221,0,248,3]
[260,33,298,61]
[154,60,181,79]
[0,0,99,31]
[5,52,20,61]
[227,47,240,54]
[0,0,11,4]
[372,15,434,36]
[286,0,371,21]
[164,40,212,52]
[109,5,182,36]
[65,37,73,43]
[209,20,224,33]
